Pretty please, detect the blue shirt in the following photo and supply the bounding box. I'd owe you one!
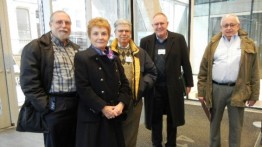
[212,34,241,83]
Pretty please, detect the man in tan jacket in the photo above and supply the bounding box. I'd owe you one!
[198,14,260,147]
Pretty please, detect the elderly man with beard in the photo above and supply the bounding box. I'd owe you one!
[20,10,79,147]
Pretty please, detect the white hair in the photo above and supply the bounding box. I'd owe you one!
[220,14,240,26]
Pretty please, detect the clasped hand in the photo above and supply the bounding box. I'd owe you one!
[102,102,124,119]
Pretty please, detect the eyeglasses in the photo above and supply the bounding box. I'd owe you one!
[222,23,238,28]
[55,20,71,26]
[117,30,130,33]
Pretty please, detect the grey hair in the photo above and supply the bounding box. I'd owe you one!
[220,14,240,26]
[114,19,132,31]
[49,10,71,24]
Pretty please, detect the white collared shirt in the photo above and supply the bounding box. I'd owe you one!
[118,43,130,49]
[212,34,241,83]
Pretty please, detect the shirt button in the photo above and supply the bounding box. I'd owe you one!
[98,67,102,70]
[100,78,104,81]
[101,91,104,94]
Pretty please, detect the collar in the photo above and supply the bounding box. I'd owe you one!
[156,31,168,43]
[111,38,139,54]
[222,33,238,41]
[118,43,130,49]
[92,45,115,60]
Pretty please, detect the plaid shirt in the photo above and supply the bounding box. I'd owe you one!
[49,35,77,93]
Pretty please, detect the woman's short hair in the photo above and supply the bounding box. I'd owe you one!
[87,17,111,38]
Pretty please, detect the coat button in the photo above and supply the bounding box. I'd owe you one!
[96,57,99,60]
[98,67,102,70]
[101,91,104,94]
[89,108,95,113]
[100,78,104,81]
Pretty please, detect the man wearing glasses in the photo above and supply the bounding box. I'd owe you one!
[111,19,157,147]
[198,14,259,147]
[140,12,194,147]
[20,10,79,147]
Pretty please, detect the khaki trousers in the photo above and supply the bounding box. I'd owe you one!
[122,100,143,147]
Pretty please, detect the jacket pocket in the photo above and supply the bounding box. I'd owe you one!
[239,84,252,101]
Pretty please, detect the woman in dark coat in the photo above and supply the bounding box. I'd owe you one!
[74,17,131,147]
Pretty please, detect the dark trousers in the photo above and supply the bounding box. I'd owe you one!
[44,95,78,147]
[152,86,177,147]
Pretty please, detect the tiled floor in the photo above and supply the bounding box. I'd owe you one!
[0,128,44,147]
[0,100,261,147]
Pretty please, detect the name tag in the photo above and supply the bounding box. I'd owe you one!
[125,56,133,62]
[158,49,166,55]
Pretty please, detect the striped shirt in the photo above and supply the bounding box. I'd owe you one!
[49,35,77,93]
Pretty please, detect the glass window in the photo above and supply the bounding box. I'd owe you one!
[7,0,40,106]
[7,0,132,106]
[52,0,88,50]
[52,0,131,49]
[134,0,189,45]
[16,8,31,40]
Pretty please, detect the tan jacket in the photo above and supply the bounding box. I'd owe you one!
[197,29,260,108]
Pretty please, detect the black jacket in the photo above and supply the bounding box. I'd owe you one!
[140,31,194,129]
[20,32,80,112]
[74,46,131,122]
[74,47,132,147]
